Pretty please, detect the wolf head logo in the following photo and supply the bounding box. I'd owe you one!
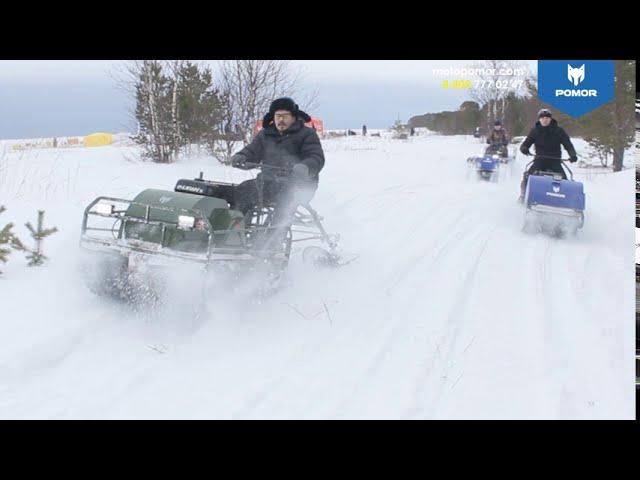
[568,64,585,86]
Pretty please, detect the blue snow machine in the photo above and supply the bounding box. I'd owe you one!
[522,157,585,237]
[475,150,500,182]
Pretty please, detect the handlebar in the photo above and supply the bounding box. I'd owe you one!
[523,156,574,181]
[242,162,289,172]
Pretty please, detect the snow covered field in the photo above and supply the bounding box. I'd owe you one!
[0,133,635,419]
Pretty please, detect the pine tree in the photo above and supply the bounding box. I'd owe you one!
[176,62,224,148]
[578,60,636,171]
[0,206,16,274]
[12,210,58,267]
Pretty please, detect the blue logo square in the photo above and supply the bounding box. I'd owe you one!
[538,60,614,117]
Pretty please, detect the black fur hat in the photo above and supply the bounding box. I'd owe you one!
[263,97,311,126]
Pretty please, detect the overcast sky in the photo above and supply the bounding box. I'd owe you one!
[0,60,537,139]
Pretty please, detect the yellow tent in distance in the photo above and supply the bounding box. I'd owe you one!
[84,132,113,147]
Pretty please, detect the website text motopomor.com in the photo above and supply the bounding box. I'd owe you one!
[432,67,527,77]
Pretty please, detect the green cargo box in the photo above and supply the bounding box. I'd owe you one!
[121,189,244,253]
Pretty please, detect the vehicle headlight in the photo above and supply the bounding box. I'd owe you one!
[95,203,114,215]
[178,215,196,230]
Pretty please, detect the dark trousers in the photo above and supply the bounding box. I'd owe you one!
[487,144,508,157]
[520,158,567,195]
[209,177,317,226]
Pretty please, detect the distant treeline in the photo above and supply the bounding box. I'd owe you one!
[409,93,589,138]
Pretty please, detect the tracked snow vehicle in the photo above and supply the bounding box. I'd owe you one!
[474,153,500,181]
[79,166,352,304]
[522,158,585,237]
[485,143,513,164]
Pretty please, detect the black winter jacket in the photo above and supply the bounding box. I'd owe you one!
[520,119,577,160]
[234,119,325,184]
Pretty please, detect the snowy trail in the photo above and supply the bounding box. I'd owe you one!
[0,134,634,419]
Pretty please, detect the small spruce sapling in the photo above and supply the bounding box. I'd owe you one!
[0,206,16,274]
[13,210,58,267]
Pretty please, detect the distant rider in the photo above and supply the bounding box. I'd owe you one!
[486,120,509,157]
[518,108,578,203]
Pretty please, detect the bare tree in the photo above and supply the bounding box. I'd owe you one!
[110,60,172,162]
[468,60,530,127]
[109,60,146,131]
[211,60,319,163]
[468,60,500,126]
[165,60,185,149]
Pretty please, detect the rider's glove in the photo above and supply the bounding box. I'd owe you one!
[231,154,251,169]
[291,163,311,182]
[520,146,530,156]
[569,154,578,163]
